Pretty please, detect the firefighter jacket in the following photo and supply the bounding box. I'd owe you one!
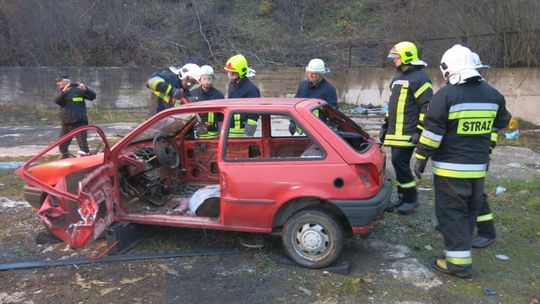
[190,86,225,138]
[54,86,96,124]
[382,65,432,147]
[227,77,260,99]
[147,69,188,116]
[227,77,260,136]
[190,86,225,102]
[295,78,338,108]
[415,77,511,178]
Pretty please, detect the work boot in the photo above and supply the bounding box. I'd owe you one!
[397,201,419,215]
[432,259,472,279]
[471,235,495,248]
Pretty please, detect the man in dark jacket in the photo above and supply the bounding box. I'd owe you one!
[224,54,260,137]
[146,63,201,118]
[414,44,511,278]
[295,58,338,108]
[381,41,433,215]
[54,74,96,158]
[190,65,225,138]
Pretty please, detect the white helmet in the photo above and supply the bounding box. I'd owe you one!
[200,65,215,78]
[440,44,481,85]
[179,63,201,82]
[168,64,183,75]
[306,58,330,74]
[471,52,491,69]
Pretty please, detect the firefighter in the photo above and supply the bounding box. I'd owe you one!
[190,65,224,102]
[190,65,225,138]
[224,54,261,137]
[470,52,497,248]
[54,74,96,158]
[146,63,201,118]
[381,41,433,214]
[414,44,511,278]
[295,58,338,108]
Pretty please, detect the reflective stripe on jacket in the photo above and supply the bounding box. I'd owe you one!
[382,66,432,147]
[415,78,512,178]
[54,86,96,124]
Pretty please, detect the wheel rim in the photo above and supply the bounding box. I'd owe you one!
[294,223,330,260]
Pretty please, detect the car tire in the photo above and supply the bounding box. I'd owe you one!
[282,209,343,269]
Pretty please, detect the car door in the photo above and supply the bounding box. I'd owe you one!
[18,125,115,249]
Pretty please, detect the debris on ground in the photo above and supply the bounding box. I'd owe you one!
[495,186,507,196]
[495,254,510,261]
[483,288,497,296]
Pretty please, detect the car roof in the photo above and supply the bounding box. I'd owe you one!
[181,98,324,110]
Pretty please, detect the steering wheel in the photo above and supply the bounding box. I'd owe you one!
[152,136,180,169]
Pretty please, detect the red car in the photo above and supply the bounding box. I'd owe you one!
[18,98,391,268]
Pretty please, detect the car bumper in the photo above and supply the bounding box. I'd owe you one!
[330,172,392,228]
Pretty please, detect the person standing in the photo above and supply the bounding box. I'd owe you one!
[190,65,225,138]
[146,63,201,118]
[295,58,338,108]
[414,44,511,278]
[54,74,96,158]
[224,54,260,137]
[381,41,433,214]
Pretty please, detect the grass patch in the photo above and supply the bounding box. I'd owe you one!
[0,169,25,198]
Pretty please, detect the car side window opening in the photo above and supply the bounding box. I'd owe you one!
[224,112,325,161]
[315,104,371,153]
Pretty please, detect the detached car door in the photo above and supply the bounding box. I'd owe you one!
[17,125,115,249]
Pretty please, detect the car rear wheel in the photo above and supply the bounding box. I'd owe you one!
[282,209,343,269]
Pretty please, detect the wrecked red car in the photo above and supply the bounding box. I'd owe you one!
[17,98,391,268]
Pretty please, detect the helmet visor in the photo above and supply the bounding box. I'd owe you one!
[387,53,400,59]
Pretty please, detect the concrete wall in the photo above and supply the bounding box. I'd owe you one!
[0,66,538,124]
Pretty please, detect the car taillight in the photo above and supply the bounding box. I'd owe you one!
[356,164,377,188]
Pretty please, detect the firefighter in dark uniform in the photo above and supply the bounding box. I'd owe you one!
[224,54,261,137]
[380,41,433,214]
[295,58,338,108]
[471,52,498,248]
[146,63,201,118]
[414,44,511,278]
[54,74,96,158]
[190,65,225,138]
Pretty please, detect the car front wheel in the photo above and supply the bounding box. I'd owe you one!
[282,210,343,269]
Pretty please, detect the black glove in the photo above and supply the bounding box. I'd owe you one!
[414,158,427,179]
[378,128,387,144]
[489,140,496,154]
[289,121,296,135]
[410,132,421,144]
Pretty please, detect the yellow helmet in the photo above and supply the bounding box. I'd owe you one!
[388,41,427,66]
[224,54,249,78]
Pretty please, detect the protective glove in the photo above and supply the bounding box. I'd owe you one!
[244,123,257,137]
[288,121,297,135]
[414,158,427,179]
[410,132,421,145]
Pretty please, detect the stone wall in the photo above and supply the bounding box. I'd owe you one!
[0,66,538,124]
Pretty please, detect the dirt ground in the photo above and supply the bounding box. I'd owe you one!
[0,116,539,304]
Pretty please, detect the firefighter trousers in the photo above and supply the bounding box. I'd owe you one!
[477,193,496,238]
[434,175,484,272]
[391,147,417,203]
